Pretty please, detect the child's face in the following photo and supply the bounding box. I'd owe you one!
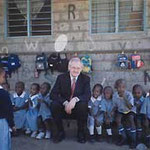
[134,87,143,99]
[117,83,126,97]
[30,85,38,96]
[15,84,24,96]
[104,89,112,100]
[0,72,6,85]
[40,84,49,96]
[93,86,101,99]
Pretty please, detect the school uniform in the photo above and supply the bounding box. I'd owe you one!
[26,94,39,131]
[12,91,29,129]
[0,85,14,150]
[87,96,105,136]
[38,93,52,121]
[113,91,136,147]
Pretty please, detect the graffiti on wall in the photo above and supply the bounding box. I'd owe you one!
[68,4,76,20]
[144,70,150,85]
[25,40,39,51]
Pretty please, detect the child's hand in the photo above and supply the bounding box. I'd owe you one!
[12,126,17,132]
[13,106,20,112]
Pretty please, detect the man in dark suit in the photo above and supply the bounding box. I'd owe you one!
[50,57,91,143]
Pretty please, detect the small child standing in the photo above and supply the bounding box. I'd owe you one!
[87,84,104,143]
[11,82,29,132]
[0,67,16,150]
[36,82,52,139]
[112,79,136,149]
[140,91,150,148]
[25,83,40,138]
[102,86,114,143]
[132,84,145,144]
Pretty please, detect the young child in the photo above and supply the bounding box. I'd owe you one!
[11,81,29,132]
[140,91,150,148]
[112,79,136,149]
[102,86,114,143]
[36,82,52,139]
[132,84,145,144]
[25,83,40,138]
[87,84,104,143]
[0,67,16,150]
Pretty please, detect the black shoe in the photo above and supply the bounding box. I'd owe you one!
[116,138,127,146]
[89,135,95,143]
[77,132,86,144]
[107,135,112,144]
[96,135,103,142]
[53,131,65,143]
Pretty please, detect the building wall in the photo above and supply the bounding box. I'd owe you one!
[0,0,150,91]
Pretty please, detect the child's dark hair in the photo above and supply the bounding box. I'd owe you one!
[16,81,25,89]
[32,83,40,91]
[92,84,103,94]
[114,79,126,89]
[132,84,144,96]
[42,82,51,91]
[104,86,113,94]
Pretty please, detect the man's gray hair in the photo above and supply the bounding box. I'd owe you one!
[68,57,83,68]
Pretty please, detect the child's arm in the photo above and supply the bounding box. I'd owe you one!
[123,94,133,110]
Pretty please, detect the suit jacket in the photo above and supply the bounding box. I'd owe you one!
[50,72,91,104]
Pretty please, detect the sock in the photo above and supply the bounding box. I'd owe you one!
[106,129,112,136]
[96,126,102,135]
[89,126,94,135]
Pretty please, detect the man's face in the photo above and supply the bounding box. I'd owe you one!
[0,72,6,85]
[69,61,82,77]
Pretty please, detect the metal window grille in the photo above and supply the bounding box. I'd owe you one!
[7,0,52,37]
[91,0,144,33]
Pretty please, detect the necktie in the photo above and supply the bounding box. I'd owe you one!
[70,77,76,100]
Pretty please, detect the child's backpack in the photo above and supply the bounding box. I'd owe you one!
[8,54,21,73]
[57,54,69,73]
[0,54,21,77]
[47,53,60,73]
[81,55,92,73]
[35,53,47,73]
[117,53,129,69]
[0,56,10,75]
[130,54,144,69]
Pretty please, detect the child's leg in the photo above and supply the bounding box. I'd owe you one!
[36,116,45,139]
[128,112,136,148]
[116,113,127,145]
[105,122,113,143]
[143,117,150,148]
[95,120,103,142]
[44,119,52,139]
[136,115,143,144]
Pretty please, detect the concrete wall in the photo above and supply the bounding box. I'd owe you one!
[0,0,150,92]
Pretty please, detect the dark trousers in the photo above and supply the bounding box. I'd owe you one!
[51,101,88,135]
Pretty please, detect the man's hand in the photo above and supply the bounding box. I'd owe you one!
[65,97,77,114]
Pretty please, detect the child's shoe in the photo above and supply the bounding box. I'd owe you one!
[36,132,45,139]
[107,135,112,143]
[45,131,51,139]
[25,128,31,135]
[89,135,95,143]
[31,131,37,138]
[96,134,103,142]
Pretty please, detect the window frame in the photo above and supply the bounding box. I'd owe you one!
[89,0,147,34]
[4,0,53,38]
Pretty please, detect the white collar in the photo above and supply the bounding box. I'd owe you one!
[13,91,26,98]
[0,85,3,89]
[30,94,39,100]
[91,96,102,103]
[70,74,78,82]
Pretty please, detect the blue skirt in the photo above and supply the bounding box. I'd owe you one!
[0,119,11,150]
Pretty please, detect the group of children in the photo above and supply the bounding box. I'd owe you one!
[88,79,150,149]
[1,64,150,150]
[4,81,53,140]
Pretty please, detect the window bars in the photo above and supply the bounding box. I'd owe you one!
[7,0,51,37]
[91,0,145,33]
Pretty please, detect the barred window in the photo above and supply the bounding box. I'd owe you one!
[91,0,145,33]
[7,0,52,37]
